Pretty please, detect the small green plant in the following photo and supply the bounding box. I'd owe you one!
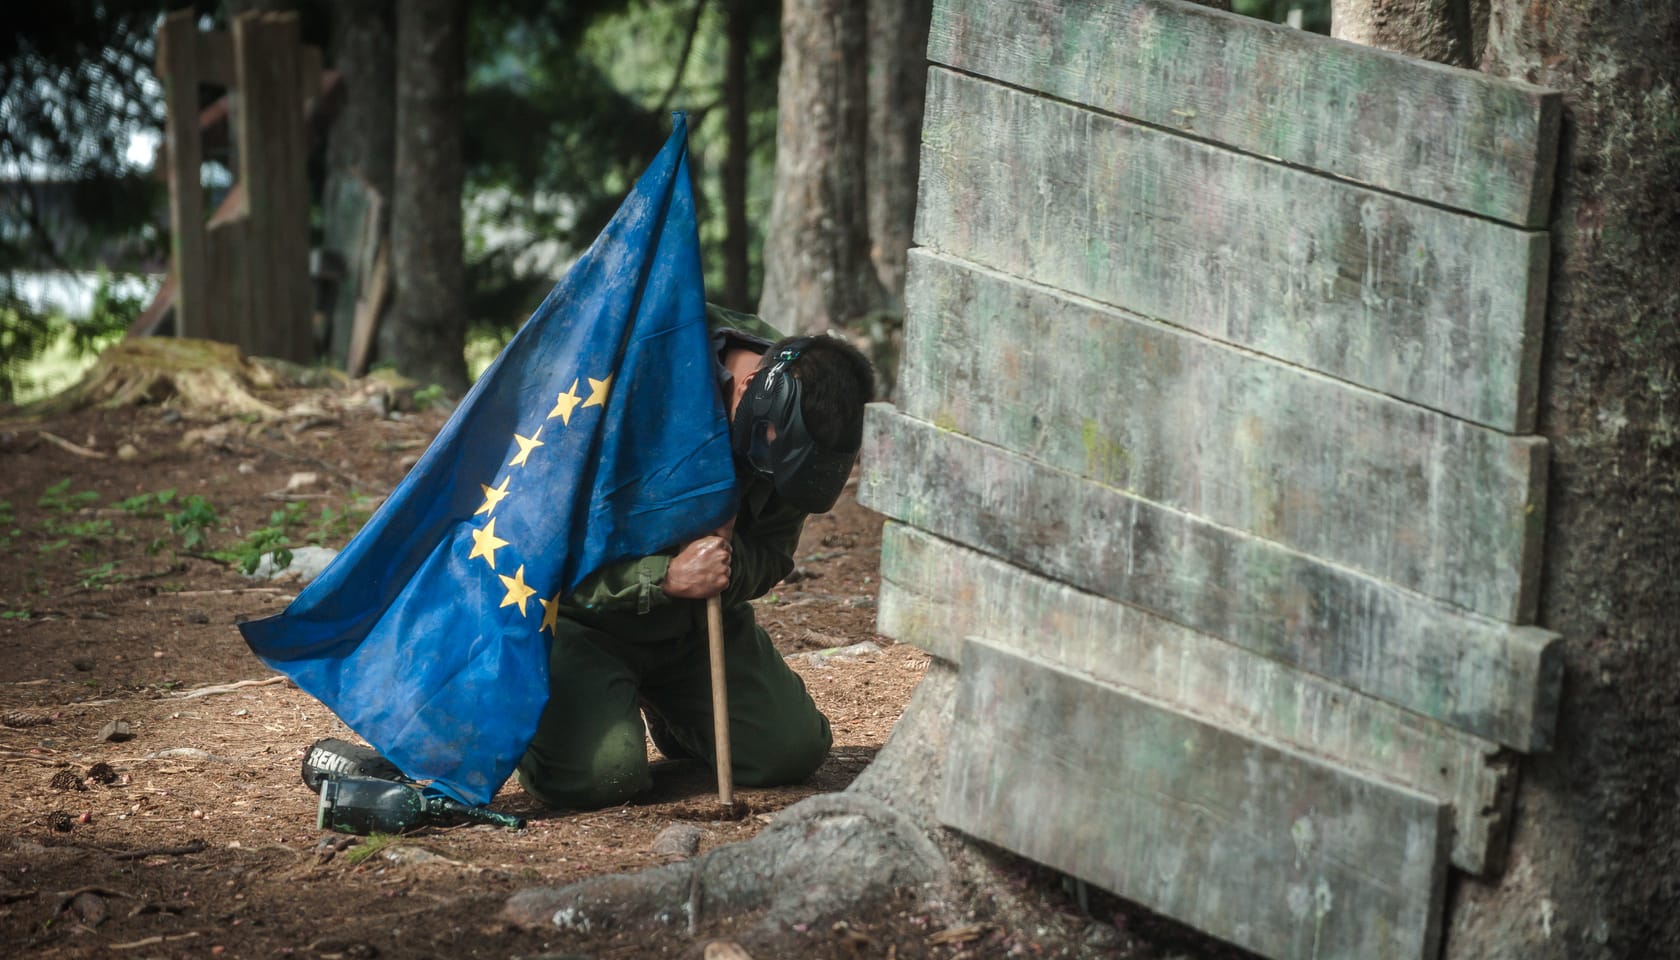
[232,526,292,575]
[167,495,218,550]
[269,501,310,529]
[78,560,122,588]
[0,609,30,620]
[0,499,15,550]
[46,517,114,539]
[38,538,69,554]
[117,488,178,516]
[307,496,375,546]
[344,833,400,866]
[37,478,100,513]
[412,383,448,411]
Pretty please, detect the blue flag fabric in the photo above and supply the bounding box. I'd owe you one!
[239,117,737,806]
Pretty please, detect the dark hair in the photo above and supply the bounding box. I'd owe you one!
[770,334,875,452]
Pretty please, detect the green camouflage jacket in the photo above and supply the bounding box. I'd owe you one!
[559,305,801,641]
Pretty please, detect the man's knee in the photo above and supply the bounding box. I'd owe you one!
[734,710,832,787]
[516,724,651,810]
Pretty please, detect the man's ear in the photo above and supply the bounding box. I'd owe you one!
[729,370,754,419]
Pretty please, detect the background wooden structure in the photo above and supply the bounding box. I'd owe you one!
[858,1,1562,957]
[154,10,319,363]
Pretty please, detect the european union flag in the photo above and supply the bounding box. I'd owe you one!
[239,117,737,806]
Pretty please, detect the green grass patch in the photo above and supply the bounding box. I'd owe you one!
[344,833,400,865]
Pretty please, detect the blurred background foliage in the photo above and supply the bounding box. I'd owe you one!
[1,0,1328,400]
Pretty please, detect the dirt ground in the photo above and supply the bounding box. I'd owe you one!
[0,370,1229,960]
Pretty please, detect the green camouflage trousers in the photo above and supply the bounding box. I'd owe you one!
[515,601,831,809]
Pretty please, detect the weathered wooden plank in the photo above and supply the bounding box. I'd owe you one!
[898,249,1547,622]
[195,31,235,88]
[928,0,1560,228]
[945,639,1451,960]
[881,522,1514,874]
[858,405,1562,751]
[233,12,313,363]
[916,69,1550,433]
[156,11,208,341]
[323,173,384,371]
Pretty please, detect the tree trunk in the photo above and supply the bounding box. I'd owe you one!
[321,0,395,370]
[1330,0,1483,67]
[1331,1,1680,956]
[757,0,885,336]
[720,0,753,312]
[382,0,468,394]
[864,0,931,308]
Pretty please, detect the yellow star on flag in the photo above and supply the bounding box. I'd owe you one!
[510,425,545,466]
[539,592,563,636]
[499,564,538,616]
[548,379,583,425]
[474,475,511,517]
[467,517,509,569]
[582,374,613,409]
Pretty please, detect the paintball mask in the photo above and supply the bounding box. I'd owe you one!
[731,340,859,513]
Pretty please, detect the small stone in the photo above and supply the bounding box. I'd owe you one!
[649,823,703,858]
[703,942,754,960]
[152,650,165,659]
[237,461,256,475]
[1083,922,1121,948]
[116,442,139,460]
[800,641,883,667]
[96,720,132,743]
[286,471,320,491]
[783,566,821,583]
[247,545,339,584]
[71,890,107,925]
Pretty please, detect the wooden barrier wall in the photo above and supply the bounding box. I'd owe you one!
[856,2,1562,958]
[156,11,318,363]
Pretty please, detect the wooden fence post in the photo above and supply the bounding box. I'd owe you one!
[156,11,208,341]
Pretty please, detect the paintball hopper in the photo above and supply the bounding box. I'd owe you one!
[301,737,408,794]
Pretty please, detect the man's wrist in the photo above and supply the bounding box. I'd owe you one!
[638,555,673,613]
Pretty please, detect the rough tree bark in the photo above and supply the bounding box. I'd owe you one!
[756,0,886,336]
[381,0,468,394]
[504,663,955,946]
[720,0,755,312]
[1456,2,1680,956]
[1335,0,1680,956]
[321,0,395,369]
[1330,0,1484,67]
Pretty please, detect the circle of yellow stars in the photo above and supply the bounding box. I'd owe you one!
[463,372,612,634]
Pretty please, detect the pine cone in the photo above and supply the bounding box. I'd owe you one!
[49,770,85,791]
[0,711,52,728]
